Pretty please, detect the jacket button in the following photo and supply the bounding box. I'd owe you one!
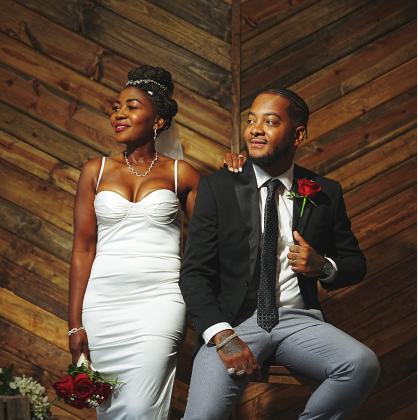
[245,281,249,287]
[229,312,234,318]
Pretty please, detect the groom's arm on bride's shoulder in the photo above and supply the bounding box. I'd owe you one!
[68,158,101,364]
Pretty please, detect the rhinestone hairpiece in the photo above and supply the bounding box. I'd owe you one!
[126,79,167,91]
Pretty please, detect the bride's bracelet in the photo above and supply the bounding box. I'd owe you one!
[67,326,85,336]
[215,333,238,350]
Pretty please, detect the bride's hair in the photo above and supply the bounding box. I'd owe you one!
[127,65,178,132]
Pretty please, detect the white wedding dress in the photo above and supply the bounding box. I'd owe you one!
[82,158,186,420]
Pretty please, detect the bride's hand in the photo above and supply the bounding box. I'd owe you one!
[220,153,247,173]
[69,330,90,365]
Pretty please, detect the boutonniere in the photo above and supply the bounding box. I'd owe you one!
[287,178,321,217]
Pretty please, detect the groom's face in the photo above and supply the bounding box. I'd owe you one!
[244,94,298,167]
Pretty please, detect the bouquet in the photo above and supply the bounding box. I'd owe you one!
[52,354,122,410]
[0,364,51,420]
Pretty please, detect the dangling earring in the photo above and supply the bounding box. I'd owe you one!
[154,127,158,141]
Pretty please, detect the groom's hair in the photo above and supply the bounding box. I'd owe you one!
[261,88,310,137]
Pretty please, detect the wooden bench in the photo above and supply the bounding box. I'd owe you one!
[229,365,321,420]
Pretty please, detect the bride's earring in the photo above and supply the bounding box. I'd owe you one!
[154,127,158,141]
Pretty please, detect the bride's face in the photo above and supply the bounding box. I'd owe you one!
[110,87,158,145]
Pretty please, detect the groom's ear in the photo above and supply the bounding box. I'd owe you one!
[293,126,306,147]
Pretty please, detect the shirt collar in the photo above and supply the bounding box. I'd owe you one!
[252,162,294,192]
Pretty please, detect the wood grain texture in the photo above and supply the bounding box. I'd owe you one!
[0,0,231,146]
[13,0,232,105]
[241,0,373,71]
[93,0,231,70]
[148,0,231,43]
[241,0,416,109]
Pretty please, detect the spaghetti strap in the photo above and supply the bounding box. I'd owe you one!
[174,160,178,195]
[96,157,106,192]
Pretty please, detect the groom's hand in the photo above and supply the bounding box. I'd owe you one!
[288,231,325,277]
[214,330,261,381]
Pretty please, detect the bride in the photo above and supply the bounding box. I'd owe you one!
[67,64,242,419]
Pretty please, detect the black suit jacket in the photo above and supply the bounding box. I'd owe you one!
[179,163,366,359]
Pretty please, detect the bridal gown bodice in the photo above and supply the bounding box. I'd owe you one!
[82,160,186,420]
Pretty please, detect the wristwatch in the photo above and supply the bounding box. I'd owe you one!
[321,258,334,278]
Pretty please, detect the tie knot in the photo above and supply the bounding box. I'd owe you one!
[266,178,281,196]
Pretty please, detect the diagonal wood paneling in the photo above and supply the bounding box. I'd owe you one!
[0,0,415,419]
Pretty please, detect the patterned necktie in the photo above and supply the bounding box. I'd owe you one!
[257,178,281,332]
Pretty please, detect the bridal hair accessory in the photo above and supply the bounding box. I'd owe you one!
[215,333,238,351]
[52,354,123,410]
[67,326,86,336]
[126,79,168,95]
[124,151,158,177]
[155,119,183,160]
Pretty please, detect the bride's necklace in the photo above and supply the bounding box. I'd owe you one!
[124,150,158,177]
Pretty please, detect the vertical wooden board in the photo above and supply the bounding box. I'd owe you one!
[0,289,68,351]
[0,158,75,233]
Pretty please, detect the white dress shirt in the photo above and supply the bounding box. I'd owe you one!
[202,163,337,343]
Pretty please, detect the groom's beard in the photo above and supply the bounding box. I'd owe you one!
[244,140,292,167]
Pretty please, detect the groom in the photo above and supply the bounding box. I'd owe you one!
[179,89,380,419]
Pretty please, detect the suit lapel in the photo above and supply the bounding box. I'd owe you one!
[233,164,260,278]
[292,164,313,241]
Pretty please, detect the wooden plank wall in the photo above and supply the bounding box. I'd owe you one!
[0,0,232,418]
[0,1,416,419]
[236,0,417,419]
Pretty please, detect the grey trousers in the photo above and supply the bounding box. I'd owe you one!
[182,307,380,420]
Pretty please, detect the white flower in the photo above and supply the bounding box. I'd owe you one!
[9,382,17,389]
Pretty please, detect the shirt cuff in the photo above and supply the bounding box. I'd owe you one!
[202,323,233,344]
[319,258,338,283]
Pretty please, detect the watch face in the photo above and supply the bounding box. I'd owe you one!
[324,261,333,276]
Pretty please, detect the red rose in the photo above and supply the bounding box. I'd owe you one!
[298,179,321,198]
[52,375,73,398]
[95,382,112,404]
[69,397,86,409]
[73,373,94,399]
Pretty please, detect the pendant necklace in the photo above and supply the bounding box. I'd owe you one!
[124,150,158,177]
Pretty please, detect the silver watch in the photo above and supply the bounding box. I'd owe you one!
[322,259,334,277]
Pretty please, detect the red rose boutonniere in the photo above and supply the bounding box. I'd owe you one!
[287,178,321,217]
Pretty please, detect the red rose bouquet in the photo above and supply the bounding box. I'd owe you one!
[287,178,322,217]
[52,355,122,410]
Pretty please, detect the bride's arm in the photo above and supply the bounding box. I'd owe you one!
[68,158,100,364]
